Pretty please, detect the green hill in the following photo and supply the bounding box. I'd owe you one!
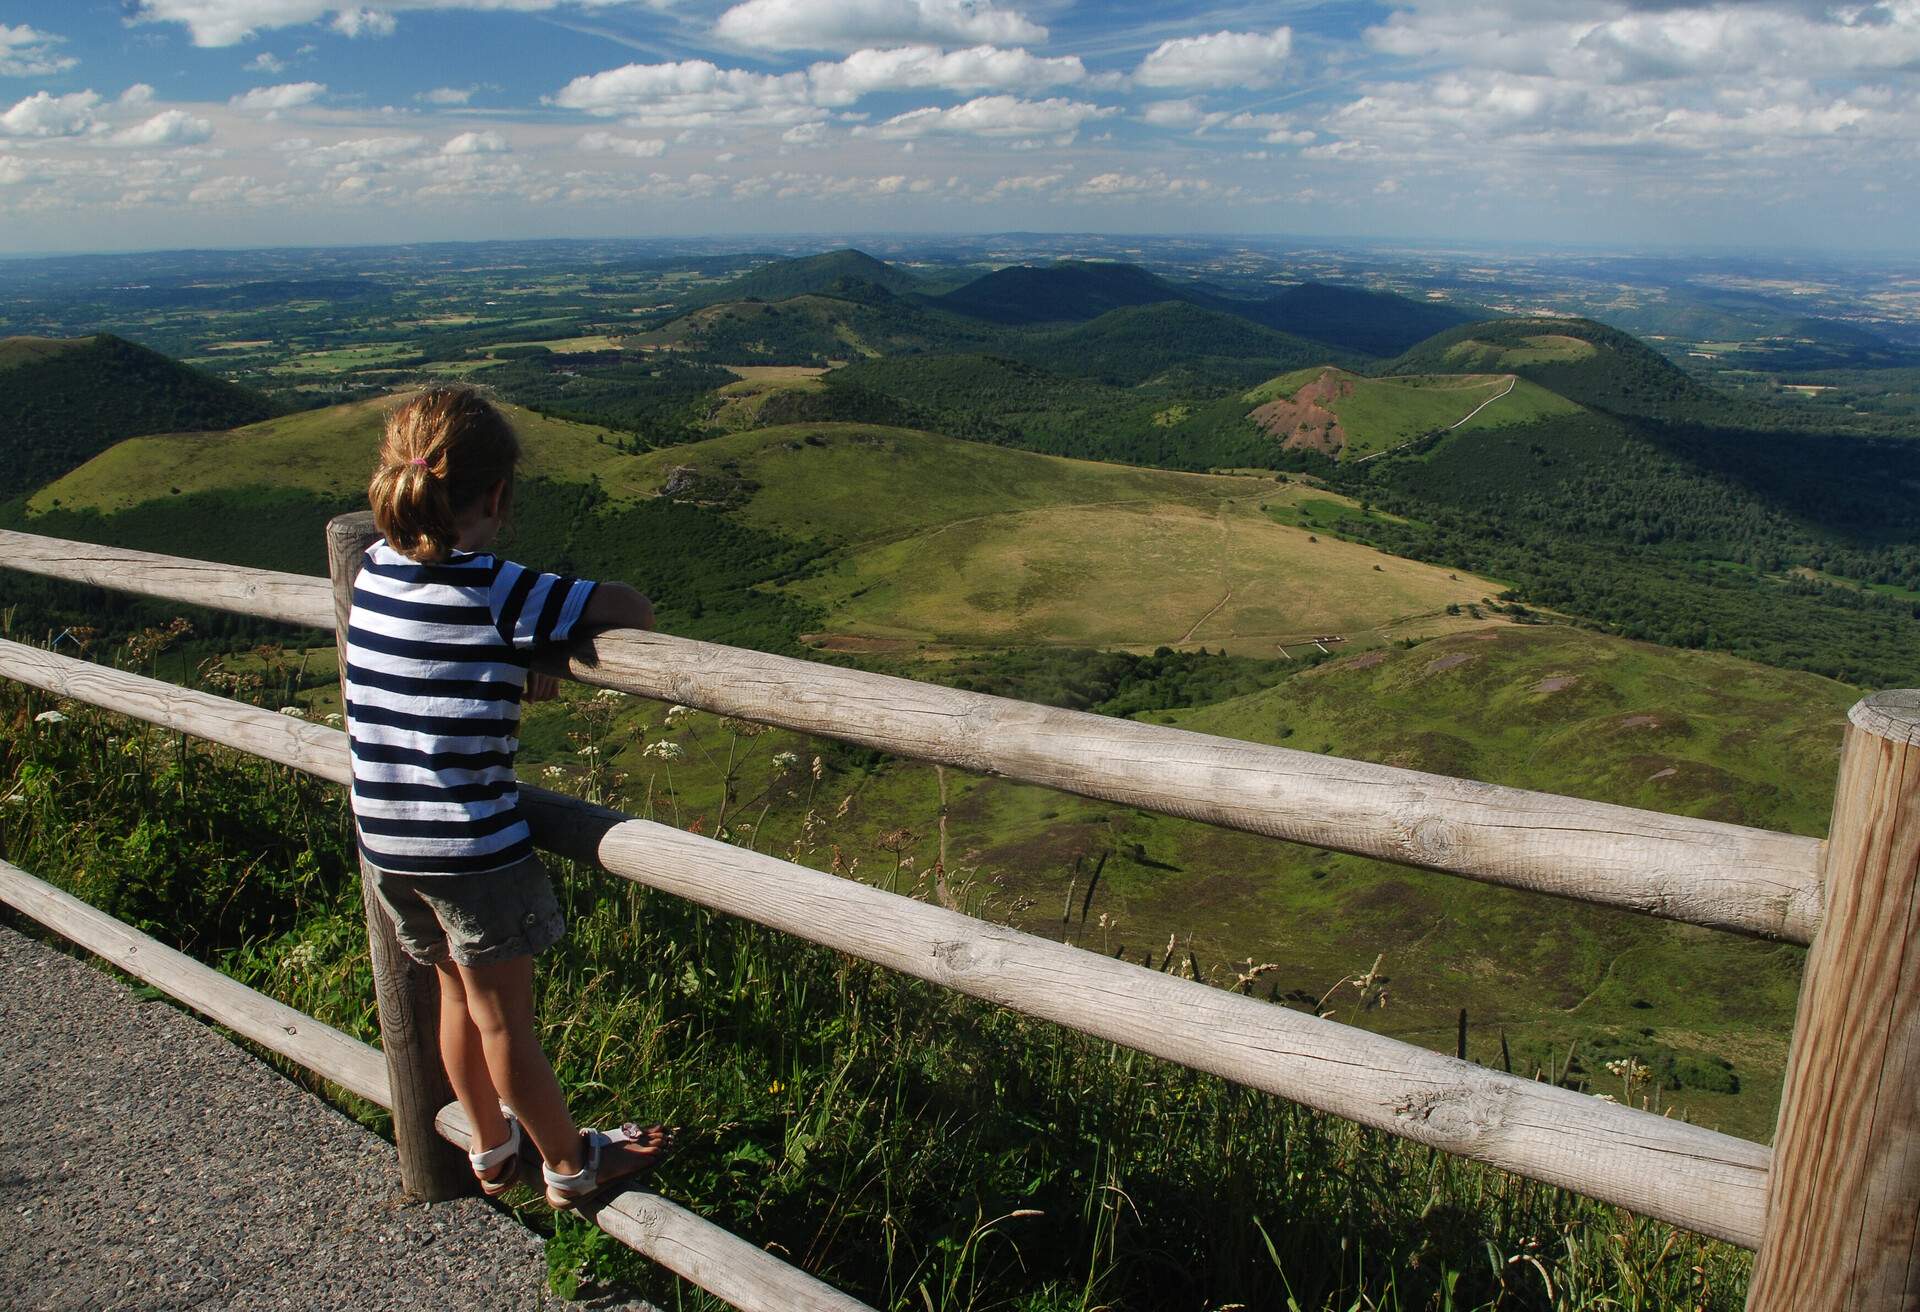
[21,399,1500,656]
[628,286,985,365]
[1252,282,1482,358]
[679,249,924,310]
[1011,302,1331,388]
[0,334,274,500]
[1389,317,1739,423]
[1242,366,1581,460]
[932,260,1193,325]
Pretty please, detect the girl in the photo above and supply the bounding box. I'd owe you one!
[347,385,669,1207]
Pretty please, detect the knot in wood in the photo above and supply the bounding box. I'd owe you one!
[1404,815,1464,865]
[930,940,976,977]
[1391,1078,1512,1152]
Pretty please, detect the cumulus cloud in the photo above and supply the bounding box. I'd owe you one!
[443,129,510,154]
[1134,26,1292,89]
[808,44,1084,103]
[230,81,326,112]
[120,84,157,106]
[417,85,474,105]
[713,0,1045,53]
[246,51,286,73]
[0,23,77,78]
[553,59,821,129]
[0,90,100,138]
[855,94,1117,140]
[579,129,666,157]
[332,8,398,37]
[113,109,216,147]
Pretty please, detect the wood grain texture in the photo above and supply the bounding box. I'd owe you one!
[0,641,1773,1245]
[0,637,352,785]
[0,529,1825,941]
[436,1104,878,1312]
[545,629,1825,943]
[327,511,472,1204]
[0,857,388,1107]
[1748,692,1920,1309]
[0,528,333,630]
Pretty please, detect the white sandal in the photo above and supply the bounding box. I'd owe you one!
[469,1104,525,1198]
[542,1122,673,1210]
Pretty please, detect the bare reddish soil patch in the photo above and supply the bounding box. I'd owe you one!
[1251,369,1352,455]
[1533,675,1579,693]
[1619,714,1662,729]
[1425,652,1474,674]
[1344,650,1390,671]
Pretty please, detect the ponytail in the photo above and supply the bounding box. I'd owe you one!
[369,386,521,562]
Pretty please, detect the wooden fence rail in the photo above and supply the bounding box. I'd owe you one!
[7,524,1920,1308]
[0,857,874,1312]
[0,529,1826,943]
[0,634,1774,1249]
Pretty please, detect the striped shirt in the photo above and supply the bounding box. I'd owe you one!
[345,541,597,876]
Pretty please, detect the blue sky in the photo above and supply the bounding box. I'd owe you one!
[1,1,1916,253]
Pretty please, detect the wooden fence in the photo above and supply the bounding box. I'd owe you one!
[0,521,1914,1311]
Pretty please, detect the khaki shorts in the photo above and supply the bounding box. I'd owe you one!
[364,852,566,968]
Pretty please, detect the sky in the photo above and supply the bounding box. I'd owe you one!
[1,0,1916,254]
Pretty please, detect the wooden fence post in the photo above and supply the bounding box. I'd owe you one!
[326,511,471,1202]
[1748,690,1920,1308]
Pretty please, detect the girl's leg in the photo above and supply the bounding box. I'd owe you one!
[457,954,669,1182]
[434,962,510,1156]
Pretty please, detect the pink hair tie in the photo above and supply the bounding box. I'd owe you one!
[408,457,428,467]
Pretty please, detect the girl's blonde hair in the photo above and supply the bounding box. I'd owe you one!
[369,386,521,562]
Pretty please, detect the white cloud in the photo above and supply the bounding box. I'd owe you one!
[1135,26,1293,89]
[579,129,666,157]
[418,85,473,105]
[114,110,216,147]
[0,24,76,78]
[781,121,825,143]
[246,51,286,73]
[856,94,1117,140]
[808,44,1084,103]
[443,129,510,154]
[230,81,326,112]
[294,134,428,167]
[332,8,399,37]
[0,90,100,138]
[120,84,157,107]
[132,1,673,47]
[713,0,1045,53]
[553,59,822,129]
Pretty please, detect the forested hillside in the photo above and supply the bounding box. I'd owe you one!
[0,335,274,499]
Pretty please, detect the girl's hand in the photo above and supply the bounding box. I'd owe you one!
[526,671,560,703]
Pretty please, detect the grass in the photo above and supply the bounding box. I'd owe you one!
[0,650,1764,1310]
[1443,335,1602,369]
[1240,369,1579,460]
[787,498,1494,654]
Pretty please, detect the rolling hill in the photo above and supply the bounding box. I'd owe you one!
[677,248,925,310]
[1389,317,1742,423]
[21,396,1501,657]
[929,261,1483,357]
[626,284,987,364]
[0,334,275,500]
[1240,366,1582,460]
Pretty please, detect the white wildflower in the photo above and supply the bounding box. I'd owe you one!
[33,710,66,724]
[543,765,565,779]
[1592,1093,1617,1103]
[771,751,799,770]
[277,706,306,718]
[642,741,686,761]
[576,745,599,756]
[324,713,343,725]
[665,705,694,722]
[594,688,623,701]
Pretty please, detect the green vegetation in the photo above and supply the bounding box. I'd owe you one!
[0,652,1765,1311]
[0,334,274,499]
[1253,281,1480,358]
[679,249,926,309]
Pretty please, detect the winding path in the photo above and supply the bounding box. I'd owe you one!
[1352,375,1518,465]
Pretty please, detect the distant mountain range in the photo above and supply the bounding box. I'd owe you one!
[680,250,1483,360]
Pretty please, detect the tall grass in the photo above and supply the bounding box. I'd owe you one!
[0,659,1753,1311]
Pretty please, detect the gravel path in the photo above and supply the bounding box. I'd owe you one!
[0,923,649,1312]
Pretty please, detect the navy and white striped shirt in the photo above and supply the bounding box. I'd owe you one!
[345,541,597,876]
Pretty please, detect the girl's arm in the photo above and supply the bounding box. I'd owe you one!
[580,581,655,632]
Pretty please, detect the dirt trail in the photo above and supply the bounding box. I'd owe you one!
[1177,589,1234,644]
